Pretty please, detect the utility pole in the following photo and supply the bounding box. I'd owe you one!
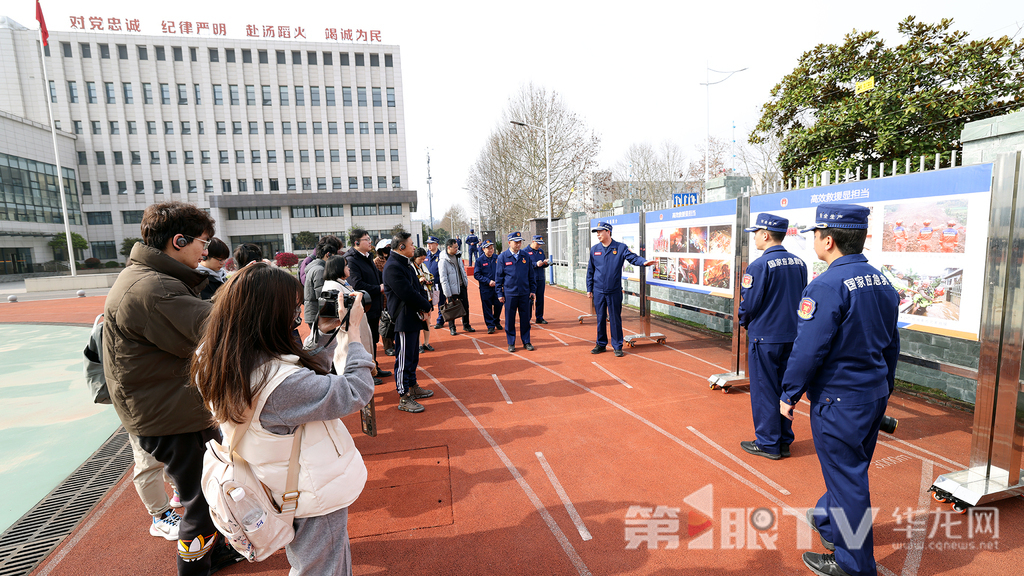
[426,149,434,229]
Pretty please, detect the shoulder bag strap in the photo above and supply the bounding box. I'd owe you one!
[227,394,305,517]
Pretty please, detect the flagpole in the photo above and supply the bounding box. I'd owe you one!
[36,14,77,276]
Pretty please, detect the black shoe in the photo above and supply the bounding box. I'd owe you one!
[495,324,503,330]
[537,319,548,324]
[613,348,624,357]
[418,345,427,353]
[781,444,791,458]
[487,326,495,334]
[464,326,476,333]
[434,323,444,330]
[806,509,835,551]
[508,346,516,353]
[802,552,850,576]
[377,369,393,378]
[740,440,781,460]
[591,345,607,354]
[450,326,457,335]
[524,343,534,351]
[209,543,245,574]
[425,344,435,351]
[385,348,396,356]
[373,377,384,386]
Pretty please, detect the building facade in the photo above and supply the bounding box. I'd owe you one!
[0,16,415,270]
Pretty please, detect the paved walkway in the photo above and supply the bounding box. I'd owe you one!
[2,280,1018,575]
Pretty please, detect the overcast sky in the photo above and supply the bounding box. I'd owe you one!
[10,1,1022,224]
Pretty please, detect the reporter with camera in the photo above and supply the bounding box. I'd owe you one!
[303,236,342,328]
[382,232,434,413]
[778,204,900,576]
[344,229,392,379]
[322,255,374,357]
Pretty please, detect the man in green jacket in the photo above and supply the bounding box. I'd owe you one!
[104,201,241,576]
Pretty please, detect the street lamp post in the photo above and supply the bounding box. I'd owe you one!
[510,116,553,284]
[700,63,748,193]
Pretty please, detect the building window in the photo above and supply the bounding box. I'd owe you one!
[342,86,352,106]
[287,178,296,191]
[359,122,369,134]
[385,54,394,67]
[361,149,371,162]
[92,121,101,134]
[345,122,354,134]
[315,150,324,163]
[391,149,400,161]
[340,53,350,66]
[351,205,377,216]
[123,83,133,103]
[328,122,338,134]
[325,86,336,106]
[265,122,274,134]
[143,83,153,104]
[292,50,301,64]
[372,87,382,107]
[370,54,380,67]
[160,84,171,104]
[302,177,311,190]
[137,46,148,60]
[213,85,223,105]
[194,84,201,104]
[110,121,120,134]
[100,181,110,195]
[219,150,229,164]
[190,47,198,62]
[68,81,78,103]
[74,120,83,134]
[269,178,279,191]
[355,53,365,66]
[349,177,357,189]
[168,151,177,164]
[117,181,128,194]
[319,204,345,217]
[347,149,356,162]
[187,180,197,193]
[82,182,92,195]
[216,121,226,135]
[300,150,309,162]
[276,50,286,65]
[135,181,145,194]
[92,241,117,260]
[77,152,87,165]
[61,42,72,57]
[209,48,219,62]
[233,121,242,134]
[279,86,289,106]
[379,176,387,189]
[258,50,268,64]
[171,180,181,194]
[376,149,386,162]
[151,151,160,164]
[242,49,252,63]
[165,121,174,134]
[379,204,402,215]
[204,180,214,193]
[298,122,307,134]
[156,46,166,61]
[118,44,128,59]
[253,179,264,191]
[291,206,317,218]
[311,122,321,135]
[201,151,211,164]
[374,122,384,134]
[230,85,239,105]
[282,122,292,134]
[310,87,320,106]
[95,151,105,165]
[113,151,124,165]
[307,51,317,65]
[131,151,141,165]
[249,122,258,134]
[48,80,57,102]
[173,46,182,61]
[332,177,343,190]
[82,43,94,58]
[177,84,187,105]
[86,82,97,103]
[246,85,256,105]
[154,180,164,194]
[295,86,305,106]
[147,121,156,134]
[318,177,327,190]
[222,179,232,192]
[357,87,367,106]
[236,150,245,163]
[262,85,272,106]
[387,87,396,107]
[237,179,247,192]
[268,150,277,163]
[323,52,333,65]
[181,121,193,134]
[127,121,137,134]
[252,151,261,163]
[184,151,194,164]
[330,149,340,162]
[363,176,372,189]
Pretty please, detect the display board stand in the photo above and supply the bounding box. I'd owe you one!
[708,195,750,392]
[624,211,666,347]
[930,152,1024,512]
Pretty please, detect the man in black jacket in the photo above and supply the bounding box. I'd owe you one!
[383,232,435,413]
[345,228,392,379]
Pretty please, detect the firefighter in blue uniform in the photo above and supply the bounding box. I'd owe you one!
[466,229,480,265]
[737,213,807,461]
[779,204,900,576]
[495,231,536,352]
[425,237,447,329]
[527,235,551,324]
[586,222,654,357]
[473,240,503,334]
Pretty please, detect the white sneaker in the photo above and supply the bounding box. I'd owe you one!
[169,489,182,508]
[150,509,181,540]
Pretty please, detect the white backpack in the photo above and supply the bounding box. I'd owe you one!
[200,413,304,562]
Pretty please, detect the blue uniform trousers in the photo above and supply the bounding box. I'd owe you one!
[748,341,795,455]
[468,246,479,265]
[504,294,532,346]
[594,290,624,349]
[393,330,421,396]
[809,397,887,576]
[480,287,502,328]
[533,277,546,321]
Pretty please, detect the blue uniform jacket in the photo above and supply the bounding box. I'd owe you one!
[738,245,808,343]
[495,250,536,298]
[526,246,547,281]
[426,249,441,280]
[586,240,646,294]
[466,234,479,249]
[780,254,901,406]
[474,252,498,288]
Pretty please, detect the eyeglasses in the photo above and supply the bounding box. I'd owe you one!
[183,235,212,250]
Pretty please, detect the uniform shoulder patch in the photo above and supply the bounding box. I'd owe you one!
[741,273,753,288]
[797,297,816,320]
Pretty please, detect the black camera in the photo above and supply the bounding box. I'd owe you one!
[880,414,899,434]
[318,289,371,320]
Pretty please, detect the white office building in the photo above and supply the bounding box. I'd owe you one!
[0,16,416,271]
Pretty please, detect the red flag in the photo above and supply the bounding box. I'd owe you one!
[35,0,48,46]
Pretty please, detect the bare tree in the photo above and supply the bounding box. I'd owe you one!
[737,131,783,193]
[683,136,731,201]
[466,84,601,236]
[440,204,470,238]
[612,141,687,204]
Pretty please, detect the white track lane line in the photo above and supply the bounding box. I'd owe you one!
[879,431,966,469]
[631,353,710,379]
[686,426,791,495]
[546,330,569,346]
[491,374,513,404]
[660,342,729,372]
[418,368,591,576]
[900,459,933,576]
[471,337,484,355]
[544,295,590,315]
[536,452,593,541]
[591,362,632,389]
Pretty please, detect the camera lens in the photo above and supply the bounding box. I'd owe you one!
[879,415,898,434]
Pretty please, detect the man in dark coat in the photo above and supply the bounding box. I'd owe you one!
[383,232,435,413]
[345,228,392,379]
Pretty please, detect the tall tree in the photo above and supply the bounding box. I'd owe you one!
[613,141,687,204]
[751,16,1024,179]
[683,137,731,201]
[466,83,601,235]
